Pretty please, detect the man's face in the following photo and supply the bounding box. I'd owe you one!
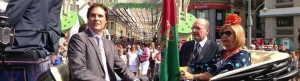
[192,20,209,42]
[87,7,107,33]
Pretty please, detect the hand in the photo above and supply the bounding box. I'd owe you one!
[200,72,213,80]
[186,66,193,73]
[180,69,194,80]
[50,54,58,65]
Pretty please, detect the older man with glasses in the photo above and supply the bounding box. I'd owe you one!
[179,18,223,75]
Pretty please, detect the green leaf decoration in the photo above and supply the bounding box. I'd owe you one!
[61,10,79,33]
[178,12,196,34]
[78,15,85,27]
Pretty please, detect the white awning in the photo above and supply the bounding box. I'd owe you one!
[260,7,300,17]
[0,1,8,11]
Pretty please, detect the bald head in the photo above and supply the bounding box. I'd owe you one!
[192,18,210,42]
[194,18,210,29]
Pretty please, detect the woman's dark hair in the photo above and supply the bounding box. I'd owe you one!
[87,3,108,20]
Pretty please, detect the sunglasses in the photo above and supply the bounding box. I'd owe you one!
[220,31,234,36]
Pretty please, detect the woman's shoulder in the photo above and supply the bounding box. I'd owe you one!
[238,50,250,54]
[232,50,251,59]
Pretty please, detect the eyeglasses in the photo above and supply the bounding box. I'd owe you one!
[191,26,207,30]
[220,31,234,36]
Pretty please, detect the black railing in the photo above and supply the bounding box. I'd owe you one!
[277,0,293,3]
[190,0,230,3]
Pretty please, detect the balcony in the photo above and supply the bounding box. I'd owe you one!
[277,0,293,3]
[189,0,230,5]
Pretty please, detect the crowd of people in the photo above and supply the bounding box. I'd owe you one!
[115,42,162,78]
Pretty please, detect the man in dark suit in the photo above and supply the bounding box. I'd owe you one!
[67,3,139,81]
[47,0,63,53]
[179,18,223,69]
[6,0,63,56]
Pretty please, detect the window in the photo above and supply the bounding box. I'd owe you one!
[216,10,225,26]
[256,15,262,30]
[276,30,294,35]
[277,0,293,3]
[256,33,263,38]
[234,0,243,5]
[196,10,209,20]
[111,22,115,30]
[75,5,79,13]
[107,22,109,30]
[277,16,293,27]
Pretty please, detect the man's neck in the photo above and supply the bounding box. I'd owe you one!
[89,28,104,36]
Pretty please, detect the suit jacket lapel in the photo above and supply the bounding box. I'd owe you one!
[198,40,211,62]
[85,30,104,67]
[187,40,196,65]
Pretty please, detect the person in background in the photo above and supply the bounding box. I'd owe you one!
[271,44,279,52]
[154,45,162,70]
[250,44,256,50]
[136,44,144,75]
[279,44,291,54]
[137,44,144,55]
[127,44,139,76]
[290,51,298,81]
[180,14,251,80]
[149,42,157,78]
[297,51,300,81]
[117,43,127,64]
[140,43,151,76]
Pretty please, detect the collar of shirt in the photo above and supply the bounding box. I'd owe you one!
[88,28,103,38]
[195,37,207,47]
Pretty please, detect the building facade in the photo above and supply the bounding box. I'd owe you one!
[260,0,300,51]
[188,0,264,42]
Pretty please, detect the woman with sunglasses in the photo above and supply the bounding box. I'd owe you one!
[180,14,251,80]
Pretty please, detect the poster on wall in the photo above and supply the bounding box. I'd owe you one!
[276,38,294,51]
[217,13,222,20]
[282,38,290,49]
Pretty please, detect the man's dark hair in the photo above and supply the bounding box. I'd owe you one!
[78,23,88,32]
[87,3,108,20]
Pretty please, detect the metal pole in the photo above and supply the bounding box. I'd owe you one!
[247,0,253,49]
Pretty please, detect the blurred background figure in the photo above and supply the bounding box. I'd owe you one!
[149,42,157,78]
[127,44,139,76]
[250,44,256,50]
[117,43,127,64]
[290,51,298,81]
[271,44,279,52]
[140,43,150,76]
[279,44,291,54]
[136,44,144,75]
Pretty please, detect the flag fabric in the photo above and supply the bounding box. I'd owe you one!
[159,0,180,81]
